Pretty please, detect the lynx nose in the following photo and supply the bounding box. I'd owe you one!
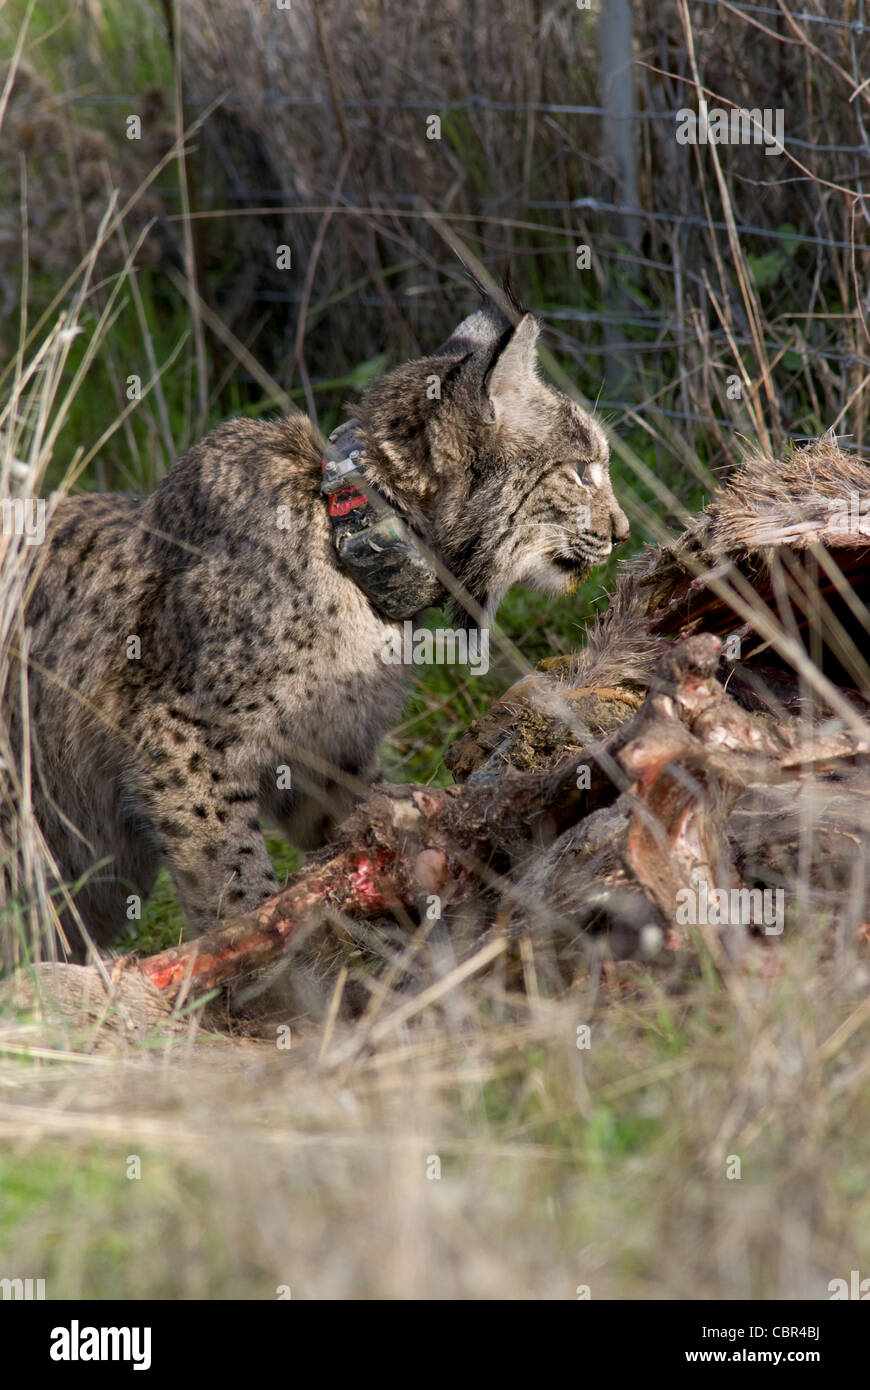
[610,502,630,547]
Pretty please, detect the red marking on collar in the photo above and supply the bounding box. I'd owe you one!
[322,457,367,519]
[328,486,367,518]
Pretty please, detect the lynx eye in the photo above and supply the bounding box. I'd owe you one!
[575,461,604,488]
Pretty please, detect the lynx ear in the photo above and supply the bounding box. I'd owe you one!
[434,297,511,358]
[486,313,540,420]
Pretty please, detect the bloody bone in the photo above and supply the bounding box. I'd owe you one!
[136,847,400,996]
[124,633,870,1007]
[130,747,624,1003]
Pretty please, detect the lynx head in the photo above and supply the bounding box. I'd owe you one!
[355,293,629,623]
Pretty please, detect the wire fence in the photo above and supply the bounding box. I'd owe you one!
[40,0,870,451]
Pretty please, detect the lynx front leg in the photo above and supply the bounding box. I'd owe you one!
[157,781,279,933]
[140,722,280,932]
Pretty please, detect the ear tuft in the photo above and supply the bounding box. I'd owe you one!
[434,297,512,358]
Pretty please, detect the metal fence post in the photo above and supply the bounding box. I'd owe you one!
[598,0,641,389]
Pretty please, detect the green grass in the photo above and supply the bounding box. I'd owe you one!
[0,1146,247,1300]
[3,0,173,96]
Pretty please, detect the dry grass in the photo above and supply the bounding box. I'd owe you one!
[168,0,870,459]
[2,930,869,1299]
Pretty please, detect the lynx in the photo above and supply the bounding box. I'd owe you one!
[17,295,629,957]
